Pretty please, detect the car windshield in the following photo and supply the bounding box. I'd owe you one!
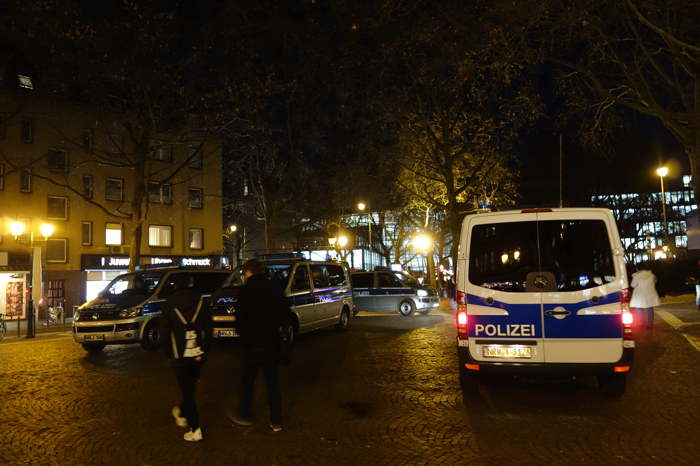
[394,271,420,287]
[102,272,163,298]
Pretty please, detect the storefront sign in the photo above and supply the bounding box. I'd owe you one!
[83,254,225,270]
[182,257,211,267]
[82,255,131,270]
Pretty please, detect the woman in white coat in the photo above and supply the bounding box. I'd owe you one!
[630,267,661,329]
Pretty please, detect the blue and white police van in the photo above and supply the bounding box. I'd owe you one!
[73,266,230,352]
[350,268,439,316]
[208,255,354,340]
[455,208,634,395]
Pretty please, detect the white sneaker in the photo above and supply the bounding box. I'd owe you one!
[269,422,283,432]
[184,427,203,442]
[171,406,187,428]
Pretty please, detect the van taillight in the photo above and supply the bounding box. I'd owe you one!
[456,291,468,340]
[621,288,633,340]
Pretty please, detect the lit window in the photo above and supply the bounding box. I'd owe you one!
[188,188,203,209]
[48,148,69,173]
[188,228,203,249]
[47,196,68,220]
[105,223,122,245]
[105,178,124,201]
[82,221,92,246]
[148,225,172,247]
[46,238,67,263]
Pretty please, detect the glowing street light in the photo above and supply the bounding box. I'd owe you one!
[501,253,509,264]
[337,235,348,248]
[229,224,238,233]
[656,166,669,239]
[413,234,432,252]
[9,221,25,237]
[40,223,55,239]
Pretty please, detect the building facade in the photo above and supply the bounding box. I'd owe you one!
[0,91,224,319]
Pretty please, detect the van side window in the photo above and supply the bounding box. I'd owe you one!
[351,273,374,288]
[291,265,311,293]
[326,265,347,287]
[310,264,330,288]
[378,272,402,288]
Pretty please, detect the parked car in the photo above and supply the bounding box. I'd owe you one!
[73,266,231,352]
[208,255,354,341]
[350,268,439,316]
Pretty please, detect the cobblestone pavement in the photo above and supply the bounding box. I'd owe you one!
[1,302,699,465]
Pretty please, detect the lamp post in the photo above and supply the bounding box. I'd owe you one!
[656,166,669,241]
[358,202,372,269]
[227,224,246,268]
[9,220,54,338]
[413,233,436,289]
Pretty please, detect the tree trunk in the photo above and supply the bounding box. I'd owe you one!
[128,158,147,272]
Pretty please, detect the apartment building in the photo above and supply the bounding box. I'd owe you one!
[0,90,224,319]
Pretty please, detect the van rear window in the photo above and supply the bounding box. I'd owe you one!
[469,220,616,292]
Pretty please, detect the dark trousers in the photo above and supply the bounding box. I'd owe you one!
[174,359,202,429]
[239,348,281,424]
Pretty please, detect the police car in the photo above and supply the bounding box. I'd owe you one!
[350,268,439,316]
[456,208,634,396]
[208,255,354,340]
[73,265,231,352]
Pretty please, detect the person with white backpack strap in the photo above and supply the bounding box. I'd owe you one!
[159,273,212,442]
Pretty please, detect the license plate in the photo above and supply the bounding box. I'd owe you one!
[84,335,105,341]
[482,345,533,359]
[216,329,238,337]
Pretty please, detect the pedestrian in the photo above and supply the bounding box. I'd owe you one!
[686,265,700,311]
[231,259,289,432]
[630,266,661,330]
[159,273,211,442]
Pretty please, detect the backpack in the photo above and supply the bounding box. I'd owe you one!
[173,300,205,359]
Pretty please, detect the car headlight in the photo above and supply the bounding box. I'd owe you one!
[417,289,428,297]
[119,307,142,318]
[73,312,80,322]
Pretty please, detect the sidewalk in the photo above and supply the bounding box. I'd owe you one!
[2,317,73,341]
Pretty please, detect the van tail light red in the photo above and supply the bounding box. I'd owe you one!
[620,288,633,340]
[456,290,469,340]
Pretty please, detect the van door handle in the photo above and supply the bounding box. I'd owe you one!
[545,309,571,317]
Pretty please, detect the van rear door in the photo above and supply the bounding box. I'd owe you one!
[536,211,624,363]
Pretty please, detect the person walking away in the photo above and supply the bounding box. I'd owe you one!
[159,273,212,442]
[630,266,661,330]
[232,259,290,432]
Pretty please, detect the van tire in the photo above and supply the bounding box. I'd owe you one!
[81,342,106,352]
[336,308,351,330]
[598,374,626,397]
[398,300,415,317]
[140,320,160,351]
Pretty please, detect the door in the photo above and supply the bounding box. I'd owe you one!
[350,272,376,311]
[536,212,623,363]
[289,264,315,330]
[376,272,413,311]
[310,264,334,322]
[466,216,546,363]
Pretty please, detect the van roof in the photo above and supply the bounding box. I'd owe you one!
[468,207,614,218]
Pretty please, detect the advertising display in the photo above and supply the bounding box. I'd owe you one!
[4,278,26,319]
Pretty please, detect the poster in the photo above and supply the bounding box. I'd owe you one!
[6,281,25,318]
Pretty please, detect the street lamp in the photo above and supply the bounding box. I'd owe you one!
[656,166,669,241]
[413,233,436,288]
[227,224,245,268]
[8,220,54,338]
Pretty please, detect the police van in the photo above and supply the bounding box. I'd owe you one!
[73,266,231,352]
[456,208,634,395]
[208,255,354,340]
[351,268,439,316]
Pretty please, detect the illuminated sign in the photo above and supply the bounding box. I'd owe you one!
[182,257,211,267]
[151,257,174,265]
[100,257,131,267]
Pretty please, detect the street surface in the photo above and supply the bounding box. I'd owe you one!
[1,299,699,465]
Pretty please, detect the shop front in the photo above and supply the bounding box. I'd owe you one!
[80,254,229,302]
[0,252,31,319]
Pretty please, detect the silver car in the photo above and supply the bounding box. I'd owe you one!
[351,269,439,316]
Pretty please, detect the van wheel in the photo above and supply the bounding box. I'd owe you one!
[398,300,415,316]
[598,374,626,397]
[81,342,106,352]
[336,308,350,331]
[140,320,160,351]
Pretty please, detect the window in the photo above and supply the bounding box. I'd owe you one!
[148,225,172,247]
[326,265,347,286]
[150,140,173,162]
[20,118,33,143]
[187,145,203,169]
[188,228,203,249]
[105,133,123,156]
[310,264,330,288]
[0,163,4,191]
[148,182,172,204]
[47,148,68,173]
[20,168,31,193]
[378,272,402,288]
[105,178,124,201]
[47,196,68,220]
[350,273,374,288]
[82,174,93,199]
[105,223,123,245]
[188,188,203,208]
[46,280,65,307]
[160,272,229,298]
[291,265,311,293]
[82,129,94,153]
[82,221,93,246]
[46,238,67,263]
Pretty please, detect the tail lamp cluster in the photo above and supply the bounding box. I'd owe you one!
[456,290,468,340]
[620,288,634,340]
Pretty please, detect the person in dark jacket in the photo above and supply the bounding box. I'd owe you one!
[159,273,212,442]
[231,259,290,432]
